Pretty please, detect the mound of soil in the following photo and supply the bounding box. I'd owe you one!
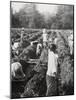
[21,73,47,97]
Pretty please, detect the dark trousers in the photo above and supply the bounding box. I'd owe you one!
[46,75,58,96]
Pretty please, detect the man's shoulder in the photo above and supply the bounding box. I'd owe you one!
[55,54,58,58]
[12,62,21,66]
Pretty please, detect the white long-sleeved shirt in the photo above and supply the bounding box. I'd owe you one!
[68,34,73,54]
[43,33,47,42]
[47,50,58,76]
[68,34,73,41]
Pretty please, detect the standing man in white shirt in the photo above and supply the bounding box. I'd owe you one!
[68,33,73,55]
[20,28,25,47]
[42,28,48,48]
[46,43,58,96]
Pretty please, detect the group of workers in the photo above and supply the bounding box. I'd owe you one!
[11,28,73,96]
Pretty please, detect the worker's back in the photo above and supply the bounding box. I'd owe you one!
[47,49,58,76]
[36,43,42,55]
[11,62,25,79]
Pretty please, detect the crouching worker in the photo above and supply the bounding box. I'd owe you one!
[36,42,42,57]
[11,62,25,80]
[46,44,58,96]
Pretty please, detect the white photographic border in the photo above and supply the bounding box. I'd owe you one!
[0,0,75,100]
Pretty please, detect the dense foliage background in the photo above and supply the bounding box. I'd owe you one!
[11,4,74,29]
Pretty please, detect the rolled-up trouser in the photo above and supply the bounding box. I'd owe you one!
[46,75,58,96]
